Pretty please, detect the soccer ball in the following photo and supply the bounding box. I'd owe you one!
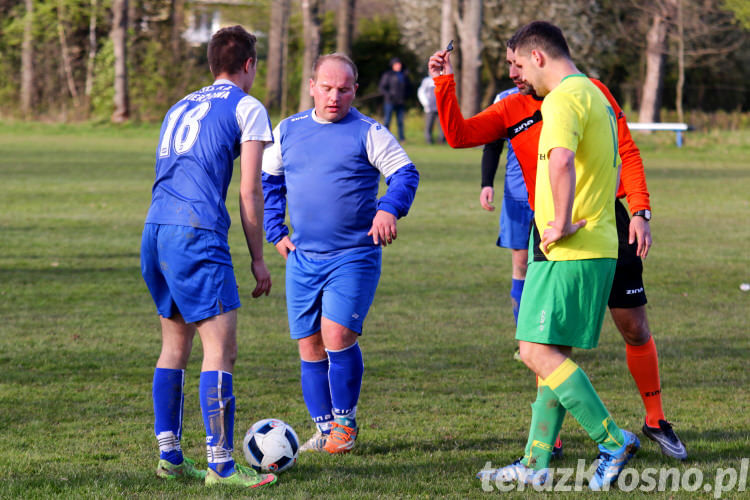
[243,418,299,473]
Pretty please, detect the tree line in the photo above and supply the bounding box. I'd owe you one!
[0,0,747,124]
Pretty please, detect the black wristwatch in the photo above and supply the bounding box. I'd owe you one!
[633,209,651,221]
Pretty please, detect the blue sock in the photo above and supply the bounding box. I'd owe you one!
[327,342,363,428]
[301,358,334,433]
[511,278,525,325]
[153,368,185,465]
[199,370,235,477]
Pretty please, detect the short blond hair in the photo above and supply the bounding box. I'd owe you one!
[312,53,358,83]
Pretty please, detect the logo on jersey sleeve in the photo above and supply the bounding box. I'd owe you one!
[507,110,542,139]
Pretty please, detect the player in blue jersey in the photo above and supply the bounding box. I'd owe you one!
[479,88,535,326]
[141,26,276,489]
[262,53,419,454]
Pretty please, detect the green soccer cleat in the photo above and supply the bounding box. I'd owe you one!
[155,456,207,481]
[205,463,277,488]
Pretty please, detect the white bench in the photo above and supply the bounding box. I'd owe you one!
[627,122,690,147]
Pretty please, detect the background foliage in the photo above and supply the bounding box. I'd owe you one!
[0,0,748,123]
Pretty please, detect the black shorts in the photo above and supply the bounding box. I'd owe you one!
[608,199,648,309]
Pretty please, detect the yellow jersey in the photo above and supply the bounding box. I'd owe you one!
[535,74,620,260]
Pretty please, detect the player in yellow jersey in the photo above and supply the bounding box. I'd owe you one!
[469,22,639,490]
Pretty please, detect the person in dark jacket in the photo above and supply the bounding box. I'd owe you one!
[378,57,411,141]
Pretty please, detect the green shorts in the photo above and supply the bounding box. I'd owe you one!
[516,259,616,349]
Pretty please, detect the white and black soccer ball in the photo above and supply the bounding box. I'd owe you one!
[243,418,299,473]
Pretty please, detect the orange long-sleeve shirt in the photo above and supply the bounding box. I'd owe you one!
[434,74,650,213]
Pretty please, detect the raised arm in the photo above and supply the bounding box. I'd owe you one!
[427,49,510,149]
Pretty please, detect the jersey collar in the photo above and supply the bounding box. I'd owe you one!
[212,78,238,87]
[560,73,587,83]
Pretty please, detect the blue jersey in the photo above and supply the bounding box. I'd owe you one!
[262,107,419,254]
[145,80,273,236]
[495,89,529,202]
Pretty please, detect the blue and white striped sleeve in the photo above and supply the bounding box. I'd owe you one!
[365,123,419,218]
[261,124,288,244]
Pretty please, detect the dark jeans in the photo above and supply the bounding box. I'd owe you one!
[424,111,444,144]
[383,102,405,141]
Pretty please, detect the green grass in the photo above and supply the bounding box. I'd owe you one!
[0,121,748,499]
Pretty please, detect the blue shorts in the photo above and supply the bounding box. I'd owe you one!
[285,247,381,339]
[497,197,534,250]
[141,223,240,323]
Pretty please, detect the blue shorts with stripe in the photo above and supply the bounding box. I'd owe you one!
[141,223,240,323]
[285,246,381,339]
[497,196,534,250]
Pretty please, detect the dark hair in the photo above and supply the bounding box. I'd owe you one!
[508,21,570,60]
[312,53,359,83]
[207,25,257,77]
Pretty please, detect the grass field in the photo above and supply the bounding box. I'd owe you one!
[0,120,748,499]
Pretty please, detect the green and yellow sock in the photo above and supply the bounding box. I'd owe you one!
[521,379,566,470]
[545,359,625,452]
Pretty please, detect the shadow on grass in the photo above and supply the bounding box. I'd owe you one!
[360,428,750,467]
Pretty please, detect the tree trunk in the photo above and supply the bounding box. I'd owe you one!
[441,0,458,96]
[57,0,80,108]
[456,0,482,117]
[170,0,185,56]
[266,0,290,111]
[111,0,130,123]
[84,0,98,114]
[675,0,684,123]
[21,0,34,115]
[336,0,356,55]
[281,19,290,118]
[638,2,675,123]
[299,0,321,112]
[440,0,455,48]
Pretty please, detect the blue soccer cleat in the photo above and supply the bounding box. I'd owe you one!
[589,430,640,490]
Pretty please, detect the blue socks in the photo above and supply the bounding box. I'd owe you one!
[200,370,235,477]
[326,342,363,427]
[153,368,185,465]
[511,278,525,324]
[301,358,334,433]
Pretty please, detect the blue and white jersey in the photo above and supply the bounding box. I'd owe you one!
[494,88,529,202]
[262,107,419,254]
[145,79,273,236]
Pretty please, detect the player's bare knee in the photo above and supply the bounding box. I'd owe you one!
[227,344,238,366]
[324,331,358,351]
[298,332,326,361]
[518,343,539,372]
[621,327,651,346]
[614,312,651,345]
